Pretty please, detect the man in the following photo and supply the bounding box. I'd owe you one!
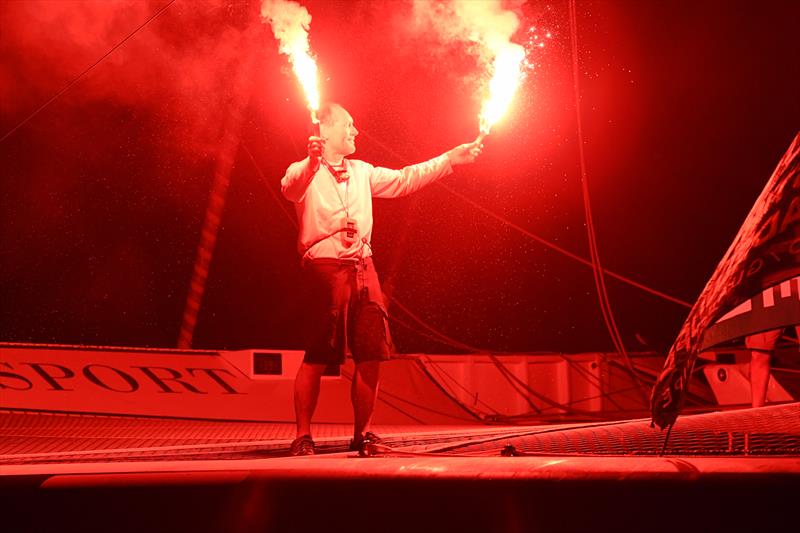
[281,102,482,455]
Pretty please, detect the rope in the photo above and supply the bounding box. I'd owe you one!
[0,0,178,144]
[568,0,649,402]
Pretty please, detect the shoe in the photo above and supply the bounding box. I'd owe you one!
[290,435,315,456]
[349,431,383,457]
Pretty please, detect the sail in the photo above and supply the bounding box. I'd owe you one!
[651,132,800,430]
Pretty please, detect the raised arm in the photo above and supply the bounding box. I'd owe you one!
[280,136,325,203]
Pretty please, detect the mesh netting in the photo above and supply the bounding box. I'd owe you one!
[0,410,524,464]
[437,403,800,456]
[2,403,798,464]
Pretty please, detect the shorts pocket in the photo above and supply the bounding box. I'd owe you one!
[352,302,393,360]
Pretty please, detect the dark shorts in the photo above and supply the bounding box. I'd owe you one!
[302,257,394,365]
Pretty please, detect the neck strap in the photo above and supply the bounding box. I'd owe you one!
[321,158,349,183]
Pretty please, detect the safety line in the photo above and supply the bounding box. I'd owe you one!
[0,0,178,144]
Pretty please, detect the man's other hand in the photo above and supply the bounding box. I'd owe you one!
[446,140,483,166]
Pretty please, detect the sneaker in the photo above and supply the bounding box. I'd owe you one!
[290,435,315,456]
[349,431,383,457]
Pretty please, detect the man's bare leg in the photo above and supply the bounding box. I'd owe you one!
[750,352,770,408]
[294,362,327,438]
[351,360,380,439]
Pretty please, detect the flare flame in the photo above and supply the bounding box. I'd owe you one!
[479,43,526,135]
[261,0,320,121]
[410,1,530,138]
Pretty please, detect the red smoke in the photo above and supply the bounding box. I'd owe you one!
[1,0,264,154]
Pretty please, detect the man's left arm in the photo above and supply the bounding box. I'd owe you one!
[369,140,483,198]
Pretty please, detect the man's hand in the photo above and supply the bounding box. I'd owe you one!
[446,139,483,166]
[307,135,325,173]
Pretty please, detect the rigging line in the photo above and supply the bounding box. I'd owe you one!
[553,383,646,408]
[495,360,655,418]
[386,313,497,408]
[587,211,628,360]
[391,313,638,413]
[242,143,298,229]
[388,313,469,351]
[386,293,487,354]
[394,290,589,415]
[487,353,575,413]
[441,179,691,308]
[568,0,648,402]
[412,360,488,421]
[0,0,178,144]
[559,357,625,409]
[392,290,569,357]
[564,41,623,363]
[358,129,691,308]
[388,300,577,415]
[484,353,610,417]
[392,294,576,358]
[417,354,503,416]
[388,315,527,415]
[572,64,638,393]
[389,294,620,413]
[488,357,544,414]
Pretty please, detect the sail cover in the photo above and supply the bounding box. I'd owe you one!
[651,132,800,430]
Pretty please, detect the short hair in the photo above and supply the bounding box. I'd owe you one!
[317,102,344,126]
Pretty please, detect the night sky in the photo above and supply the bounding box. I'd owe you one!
[1,0,799,356]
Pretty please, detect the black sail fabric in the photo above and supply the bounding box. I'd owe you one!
[651,132,800,430]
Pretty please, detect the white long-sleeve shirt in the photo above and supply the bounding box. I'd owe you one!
[281,154,453,261]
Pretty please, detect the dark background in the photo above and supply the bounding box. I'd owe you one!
[1,0,798,355]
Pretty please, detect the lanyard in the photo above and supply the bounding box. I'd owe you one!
[321,158,349,183]
[321,159,350,217]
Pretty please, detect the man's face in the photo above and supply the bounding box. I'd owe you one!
[322,106,358,157]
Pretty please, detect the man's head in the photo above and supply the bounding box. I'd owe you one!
[318,102,357,158]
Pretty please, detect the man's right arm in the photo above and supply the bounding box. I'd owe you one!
[281,157,319,203]
[281,136,324,203]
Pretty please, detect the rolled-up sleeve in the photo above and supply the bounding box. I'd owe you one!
[368,154,453,198]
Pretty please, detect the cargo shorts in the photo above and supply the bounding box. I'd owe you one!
[302,256,394,365]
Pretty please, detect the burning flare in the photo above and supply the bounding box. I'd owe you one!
[261,0,320,122]
[410,1,529,141]
[479,43,526,137]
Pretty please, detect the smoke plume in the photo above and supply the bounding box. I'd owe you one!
[410,0,525,70]
[409,0,528,133]
[260,0,312,54]
[260,0,319,115]
[0,0,260,155]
